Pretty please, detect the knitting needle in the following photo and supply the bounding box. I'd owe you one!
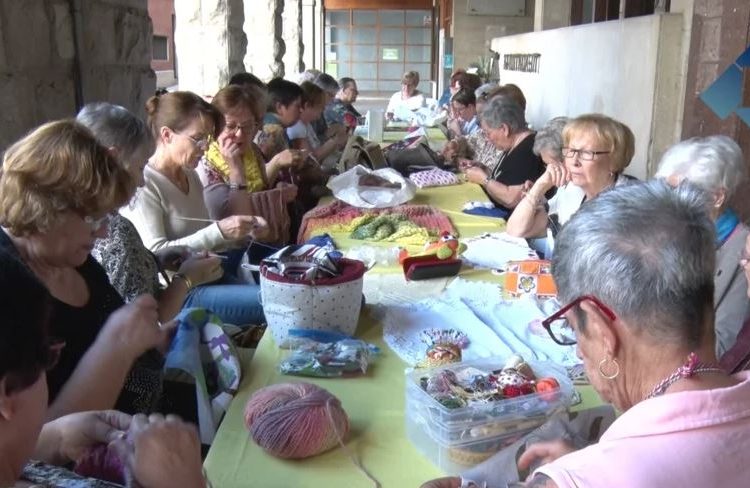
[175,216,218,223]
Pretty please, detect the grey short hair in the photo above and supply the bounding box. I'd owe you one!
[553,180,715,349]
[76,102,152,164]
[296,69,321,84]
[480,95,526,133]
[313,73,340,95]
[474,82,498,101]
[533,116,569,159]
[655,135,745,200]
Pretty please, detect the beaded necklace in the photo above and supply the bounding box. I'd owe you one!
[645,352,725,400]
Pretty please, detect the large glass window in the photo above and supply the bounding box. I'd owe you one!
[325,8,433,93]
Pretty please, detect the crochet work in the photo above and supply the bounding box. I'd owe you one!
[298,200,456,246]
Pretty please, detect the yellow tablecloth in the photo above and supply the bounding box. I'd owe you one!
[204,183,602,487]
[315,182,503,253]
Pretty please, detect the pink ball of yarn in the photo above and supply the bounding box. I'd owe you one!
[244,382,350,459]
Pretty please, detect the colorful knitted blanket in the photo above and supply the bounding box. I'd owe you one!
[298,200,456,246]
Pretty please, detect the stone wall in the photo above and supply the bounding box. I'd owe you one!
[244,0,284,80]
[0,0,154,150]
[174,0,246,97]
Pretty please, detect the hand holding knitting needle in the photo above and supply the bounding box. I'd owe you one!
[217,215,268,240]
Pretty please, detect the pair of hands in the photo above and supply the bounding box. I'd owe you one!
[218,215,269,241]
[459,159,489,186]
[419,440,575,488]
[45,411,204,488]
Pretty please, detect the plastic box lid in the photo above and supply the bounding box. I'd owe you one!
[405,356,574,443]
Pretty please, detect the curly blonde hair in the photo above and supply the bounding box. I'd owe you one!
[0,120,133,236]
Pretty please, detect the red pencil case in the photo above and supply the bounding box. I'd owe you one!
[401,255,462,281]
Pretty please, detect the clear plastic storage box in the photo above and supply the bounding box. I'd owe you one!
[405,356,574,471]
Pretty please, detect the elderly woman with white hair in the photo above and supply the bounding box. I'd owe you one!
[423,180,750,488]
[462,95,546,212]
[533,117,569,166]
[656,135,750,356]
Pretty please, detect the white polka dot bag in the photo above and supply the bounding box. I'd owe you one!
[260,257,367,345]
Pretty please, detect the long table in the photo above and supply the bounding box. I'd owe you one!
[204,183,601,487]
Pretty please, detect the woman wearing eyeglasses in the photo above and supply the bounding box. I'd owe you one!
[120,91,271,327]
[0,120,169,418]
[506,114,635,246]
[199,84,301,246]
[121,91,268,254]
[461,95,546,214]
[446,88,480,138]
[423,181,750,488]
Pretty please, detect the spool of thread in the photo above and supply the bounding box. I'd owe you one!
[244,382,350,459]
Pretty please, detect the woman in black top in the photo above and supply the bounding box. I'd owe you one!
[462,94,547,213]
[0,120,171,418]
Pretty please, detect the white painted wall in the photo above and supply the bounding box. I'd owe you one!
[491,13,685,179]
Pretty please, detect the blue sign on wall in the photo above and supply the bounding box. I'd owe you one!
[701,44,750,127]
[444,54,454,70]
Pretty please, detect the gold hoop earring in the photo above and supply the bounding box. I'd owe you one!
[598,357,619,380]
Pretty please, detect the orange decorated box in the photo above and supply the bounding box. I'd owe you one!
[504,260,557,298]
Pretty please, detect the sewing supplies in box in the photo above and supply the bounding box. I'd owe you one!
[278,329,379,378]
[405,355,574,472]
[504,260,557,298]
[259,245,366,344]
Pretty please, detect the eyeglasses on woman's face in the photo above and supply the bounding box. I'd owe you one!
[174,131,210,150]
[542,295,616,345]
[562,147,611,161]
[224,119,256,136]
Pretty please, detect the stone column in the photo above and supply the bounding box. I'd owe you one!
[0,0,154,150]
[533,0,572,31]
[244,0,285,80]
[78,0,155,113]
[174,0,247,97]
[301,0,317,70]
[283,0,304,77]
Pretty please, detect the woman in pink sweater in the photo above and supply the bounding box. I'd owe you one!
[423,180,750,488]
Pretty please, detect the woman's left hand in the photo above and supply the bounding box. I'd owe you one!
[464,165,489,185]
[43,410,132,464]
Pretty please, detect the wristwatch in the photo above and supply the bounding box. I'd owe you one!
[229,183,248,191]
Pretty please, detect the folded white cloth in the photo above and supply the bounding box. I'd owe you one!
[461,233,539,270]
[382,294,512,365]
